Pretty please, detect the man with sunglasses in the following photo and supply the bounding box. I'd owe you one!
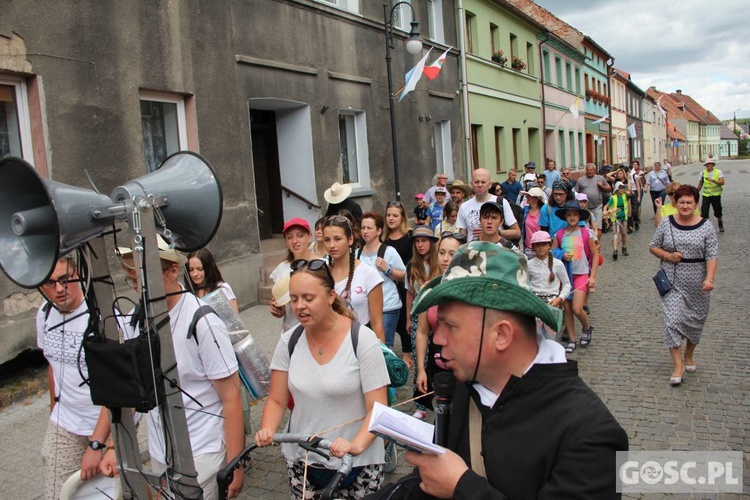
[37,255,114,499]
[537,174,552,199]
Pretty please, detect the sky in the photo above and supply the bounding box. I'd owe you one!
[533,0,750,120]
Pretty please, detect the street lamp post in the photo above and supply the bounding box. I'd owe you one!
[734,108,740,133]
[384,2,423,201]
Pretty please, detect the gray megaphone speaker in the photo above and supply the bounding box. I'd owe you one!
[111,151,222,252]
[0,157,115,288]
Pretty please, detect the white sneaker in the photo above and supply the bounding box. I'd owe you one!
[412,410,428,420]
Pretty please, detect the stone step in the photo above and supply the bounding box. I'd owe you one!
[258,284,274,305]
[259,249,288,283]
[260,235,287,253]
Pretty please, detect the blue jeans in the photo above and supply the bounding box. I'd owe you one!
[382,309,400,348]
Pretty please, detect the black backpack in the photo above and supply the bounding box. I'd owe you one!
[356,243,389,261]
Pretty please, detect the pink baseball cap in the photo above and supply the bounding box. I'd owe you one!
[415,193,425,200]
[575,192,589,202]
[530,231,552,245]
[282,217,311,234]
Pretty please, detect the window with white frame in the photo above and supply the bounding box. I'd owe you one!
[315,0,359,14]
[433,119,453,179]
[392,0,413,31]
[338,110,370,190]
[0,76,34,162]
[427,0,445,45]
[140,92,188,172]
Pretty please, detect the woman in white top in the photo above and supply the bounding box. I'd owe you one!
[646,162,670,214]
[186,248,239,313]
[255,259,390,498]
[358,212,406,349]
[269,218,316,333]
[324,215,385,343]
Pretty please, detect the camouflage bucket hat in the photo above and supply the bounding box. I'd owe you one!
[411,241,562,332]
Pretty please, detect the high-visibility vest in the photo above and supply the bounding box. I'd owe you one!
[609,193,629,222]
[701,169,723,197]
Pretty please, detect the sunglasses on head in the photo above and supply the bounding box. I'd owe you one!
[326,215,355,231]
[327,215,350,223]
[441,231,467,242]
[386,201,403,207]
[290,259,334,282]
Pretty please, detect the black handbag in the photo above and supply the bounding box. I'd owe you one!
[652,269,672,296]
[653,219,677,297]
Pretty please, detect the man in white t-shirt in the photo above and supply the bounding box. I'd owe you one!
[38,255,114,500]
[108,241,244,499]
[456,168,520,242]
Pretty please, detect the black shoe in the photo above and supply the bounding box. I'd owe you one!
[635,222,640,231]
[583,305,590,315]
[612,251,618,261]
[622,248,629,256]
[560,325,570,342]
[627,228,633,234]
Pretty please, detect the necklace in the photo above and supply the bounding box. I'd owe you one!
[307,315,339,355]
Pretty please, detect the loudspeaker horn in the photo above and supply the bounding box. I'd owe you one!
[0,157,114,288]
[111,151,223,252]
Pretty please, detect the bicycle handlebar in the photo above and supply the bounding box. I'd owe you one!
[217,432,353,500]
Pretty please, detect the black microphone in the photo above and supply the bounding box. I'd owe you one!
[433,371,456,447]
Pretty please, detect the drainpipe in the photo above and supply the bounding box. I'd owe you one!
[538,32,551,166]
[606,57,615,165]
[456,0,472,178]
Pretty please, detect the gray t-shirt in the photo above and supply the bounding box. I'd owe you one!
[575,175,606,208]
[271,323,390,468]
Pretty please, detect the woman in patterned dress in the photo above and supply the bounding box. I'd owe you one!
[649,185,718,386]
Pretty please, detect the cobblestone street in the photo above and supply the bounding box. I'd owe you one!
[238,160,750,499]
[0,161,747,499]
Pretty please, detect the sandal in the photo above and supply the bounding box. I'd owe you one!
[580,326,594,347]
[565,341,577,353]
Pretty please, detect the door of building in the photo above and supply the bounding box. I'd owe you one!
[250,109,283,239]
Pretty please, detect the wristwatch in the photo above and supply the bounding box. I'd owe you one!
[88,440,106,451]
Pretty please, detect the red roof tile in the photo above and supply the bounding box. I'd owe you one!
[668,91,721,125]
[503,0,583,47]
[668,123,687,141]
[647,87,697,124]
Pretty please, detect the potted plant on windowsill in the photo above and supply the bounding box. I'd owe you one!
[511,56,527,71]
[491,50,507,66]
